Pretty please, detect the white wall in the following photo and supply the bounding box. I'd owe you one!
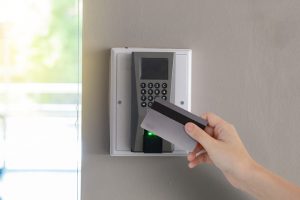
[82,0,300,199]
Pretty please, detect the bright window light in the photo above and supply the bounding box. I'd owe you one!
[0,0,81,200]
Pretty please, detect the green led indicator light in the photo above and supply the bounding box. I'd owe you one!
[147,132,155,136]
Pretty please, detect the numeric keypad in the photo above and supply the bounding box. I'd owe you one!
[140,81,168,108]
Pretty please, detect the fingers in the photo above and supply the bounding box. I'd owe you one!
[188,153,211,168]
[187,144,206,161]
[187,144,202,161]
[185,113,230,169]
[187,144,211,168]
[193,143,204,153]
[201,112,226,128]
[185,122,215,151]
[202,112,235,141]
[187,152,196,162]
[188,151,207,162]
[204,126,214,136]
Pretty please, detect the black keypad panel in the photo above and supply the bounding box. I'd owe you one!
[140,82,168,107]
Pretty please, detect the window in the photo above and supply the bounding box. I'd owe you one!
[0,0,81,199]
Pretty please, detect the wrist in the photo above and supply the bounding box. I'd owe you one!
[234,158,260,191]
[237,158,263,193]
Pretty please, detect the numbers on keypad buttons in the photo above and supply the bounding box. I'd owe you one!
[141,95,146,101]
[140,83,146,88]
[148,83,153,88]
[162,96,167,100]
[140,81,169,108]
[148,96,154,101]
[148,89,153,95]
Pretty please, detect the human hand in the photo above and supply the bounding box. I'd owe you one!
[185,112,256,189]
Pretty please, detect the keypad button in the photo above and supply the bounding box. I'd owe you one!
[154,89,160,95]
[141,89,146,94]
[154,83,160,88]
[141,95,147,101]
[148,102,153,107]
[141,102,147,107]
[148,83,153,88]
[148,89,153,95]
[162,83,167,88]
[148,96,154,101]
[140,83,146,88]
[162,89,167,95]
[162,96,167,100]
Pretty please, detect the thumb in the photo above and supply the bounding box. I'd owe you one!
[185,122,216,151]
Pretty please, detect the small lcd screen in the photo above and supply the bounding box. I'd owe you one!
[141,58,168,80]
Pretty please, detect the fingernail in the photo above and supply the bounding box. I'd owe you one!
[188,163,194,168]
[185,123,194,133]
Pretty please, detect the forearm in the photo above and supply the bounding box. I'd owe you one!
[238,162,300,200]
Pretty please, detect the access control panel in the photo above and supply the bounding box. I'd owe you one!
[131,52,174,153]
[110,47,192,156]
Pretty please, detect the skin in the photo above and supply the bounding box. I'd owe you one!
[185,112,300,200]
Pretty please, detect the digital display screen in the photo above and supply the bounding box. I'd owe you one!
[141,58,168,80]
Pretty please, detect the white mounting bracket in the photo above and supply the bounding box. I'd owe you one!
[109,47,192,156]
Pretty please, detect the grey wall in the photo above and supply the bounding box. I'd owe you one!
[82,0,300,199]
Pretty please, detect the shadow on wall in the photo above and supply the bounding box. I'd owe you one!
[98,156,251,200]
[171,159,251,200]
[160,158,250,200]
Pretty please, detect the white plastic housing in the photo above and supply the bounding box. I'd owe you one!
[110,48,192,156]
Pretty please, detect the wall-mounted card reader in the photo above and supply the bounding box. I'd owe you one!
[109,47,192,156]
[131,52,174,153]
